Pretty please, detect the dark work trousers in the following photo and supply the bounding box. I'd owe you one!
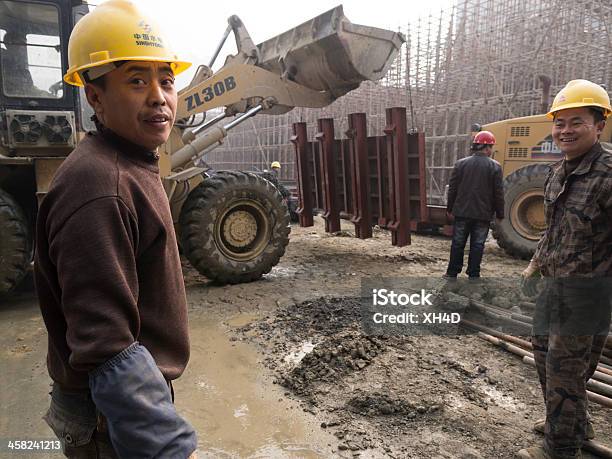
[44,384,118,459]
[531,279,611,458]
[445,217,490,277]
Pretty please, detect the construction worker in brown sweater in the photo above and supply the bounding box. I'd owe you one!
[34,1,197,457]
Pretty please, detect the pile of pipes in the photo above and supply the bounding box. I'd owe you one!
[460,298,612,458]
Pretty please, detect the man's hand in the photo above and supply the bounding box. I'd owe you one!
[520,260,541,297]
[446,211,454,223]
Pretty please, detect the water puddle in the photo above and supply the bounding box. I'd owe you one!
[174,316,333,458]
[226,313,261,328]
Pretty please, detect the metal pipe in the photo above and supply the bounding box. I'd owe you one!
[224,104,264,130]
[600,354,612,367]
[477,332,532,358]
[209,24,232,68]
[171,104,265,169]
[523,356,612,408]
[466,302,531,332]
[478,331,612,396]
[464,320,612,385]
[182,112,228,144]
[510,313,533,324]
[0,153,33,165]
[588,378,612,398]
[462,319,531,348]
[583,440,612,459]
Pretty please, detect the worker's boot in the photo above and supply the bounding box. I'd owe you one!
[516,446,582,459]
[533,418,595,440]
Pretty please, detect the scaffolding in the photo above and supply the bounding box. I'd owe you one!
[204,0,612,204]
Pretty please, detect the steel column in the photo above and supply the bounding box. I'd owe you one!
[407,131,428,223]
[291,122,314,227]
[315,118,340,233]
[383,107,411,246]
[375,136,389,228]
[347,113,372,238]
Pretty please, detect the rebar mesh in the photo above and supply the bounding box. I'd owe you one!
[203,0,612,204]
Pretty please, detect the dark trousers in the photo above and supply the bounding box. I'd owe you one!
[446,217,490,277]
[44,381,178,458]
[44,384,118,459]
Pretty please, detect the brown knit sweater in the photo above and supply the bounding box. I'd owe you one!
[34,129,190,391]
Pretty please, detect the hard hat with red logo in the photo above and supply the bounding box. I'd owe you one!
[64,0,191,86]
[473,131,496,145]
[546,79,611,119]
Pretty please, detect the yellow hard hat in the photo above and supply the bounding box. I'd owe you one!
[546,79,611,119]
[64,0,191,87]
[271,161,281,169]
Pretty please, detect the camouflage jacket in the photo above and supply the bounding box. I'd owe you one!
[533,142,612,277]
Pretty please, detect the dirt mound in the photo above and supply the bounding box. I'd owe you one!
[241,296,361,340]
[280,332,386,395]
[236,294,580,458]
[347,390,443,418]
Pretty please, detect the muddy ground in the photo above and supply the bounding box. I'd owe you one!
[1,218,610,458]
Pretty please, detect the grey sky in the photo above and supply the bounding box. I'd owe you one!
[126,0,455,88]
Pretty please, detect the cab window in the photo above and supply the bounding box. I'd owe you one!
[0,1,63,99]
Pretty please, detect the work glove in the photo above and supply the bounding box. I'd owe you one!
[520,261,541,297]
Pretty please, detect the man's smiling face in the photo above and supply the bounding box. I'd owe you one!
[552,107,605,160]
[85,61,177,151]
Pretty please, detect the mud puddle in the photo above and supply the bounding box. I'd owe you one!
[174,313,337,458]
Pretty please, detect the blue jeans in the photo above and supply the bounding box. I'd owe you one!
[446,217,490,277]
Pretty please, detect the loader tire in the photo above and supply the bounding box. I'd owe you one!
[0,189,31,295]
[179,171,290,284]
[492,163,550,259]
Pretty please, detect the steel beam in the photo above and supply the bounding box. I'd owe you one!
[290,122,314,227]
[315,118,340,233]
[347,113,372,238]
[383,107,411,246]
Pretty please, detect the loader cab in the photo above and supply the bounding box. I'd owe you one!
[0,0,74,110]
[0,0,93,154]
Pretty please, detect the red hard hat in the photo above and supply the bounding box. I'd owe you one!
[473,131,496,145]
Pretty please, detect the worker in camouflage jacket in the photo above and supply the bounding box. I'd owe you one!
[518,80,612,459]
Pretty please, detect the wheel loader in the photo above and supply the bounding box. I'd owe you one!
[0,0,404,295]
[476,108,612,259]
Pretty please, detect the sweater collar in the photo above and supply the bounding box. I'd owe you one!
[93,118,160,172]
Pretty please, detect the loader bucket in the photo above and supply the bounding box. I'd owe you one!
[256,5,404,98]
